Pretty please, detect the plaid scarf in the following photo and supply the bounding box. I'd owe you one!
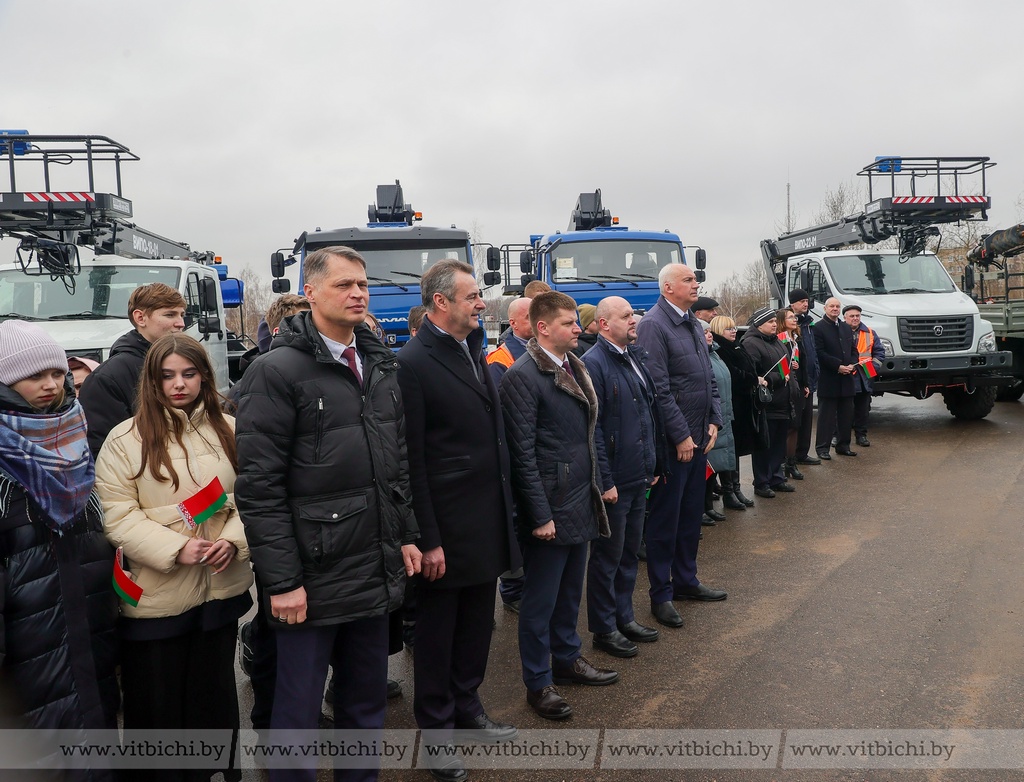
[0,400,94,531]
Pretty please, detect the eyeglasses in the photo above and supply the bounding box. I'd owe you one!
[724,327,738,331]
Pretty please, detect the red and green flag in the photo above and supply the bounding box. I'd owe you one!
[112,547,143,608]
[777,355,791,381]
[860,360,879,379]
[178,476,228,530]
[706,462,715,480]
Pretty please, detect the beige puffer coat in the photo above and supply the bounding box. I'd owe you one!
[95,404,253,619]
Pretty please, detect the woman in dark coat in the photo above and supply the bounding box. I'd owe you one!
[0,320,119,781]
[709,315,759,508]
[777,308,810,482]
[740,306,795,498]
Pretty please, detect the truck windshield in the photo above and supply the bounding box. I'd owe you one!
[824,253,956,295]
[308,240,469,286]
[550,239,681,282]
[0,266,181,321]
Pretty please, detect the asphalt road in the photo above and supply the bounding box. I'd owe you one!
[236,392,1024,782]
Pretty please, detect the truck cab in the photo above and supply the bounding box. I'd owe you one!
[270,181,477,348]
[503,189,705,314]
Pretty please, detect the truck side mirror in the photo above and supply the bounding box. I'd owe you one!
[695,270,706,283]
[197,314,222,336]
[272,278,292,294]
[520,273,536,286]
[963,264,975,292]
[694,248,707,270]
[483,271,501,286]
[519,250,534,274]
[271,252,286,278]
[486,246,501,271]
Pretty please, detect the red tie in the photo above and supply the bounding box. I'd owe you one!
[562,359,574,380]
[342,346,362,387]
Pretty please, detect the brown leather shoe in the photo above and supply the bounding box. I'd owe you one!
[551,655,620,686]
[526,685,573,720]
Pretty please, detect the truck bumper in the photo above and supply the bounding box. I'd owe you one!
[874,350,1013,393]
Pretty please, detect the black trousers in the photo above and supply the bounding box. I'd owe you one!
[270,615,389,782]
[751,418,789,490]
[796,389,815,459]
[120,622,241,782]
[853,392,872,436]
[413,581,495,732]
[815,394,854,454]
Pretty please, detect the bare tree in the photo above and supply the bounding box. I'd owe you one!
[707,258,772,325]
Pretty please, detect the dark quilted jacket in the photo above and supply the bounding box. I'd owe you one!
[233,312,418,625]
[79,328,150,457]
[499,340,609,545]
[740,327,793,421]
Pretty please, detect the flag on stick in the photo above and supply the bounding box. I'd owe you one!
[178,477,227,530]
[112,547,143,608]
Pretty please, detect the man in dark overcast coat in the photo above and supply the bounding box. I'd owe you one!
[398,259,520,779]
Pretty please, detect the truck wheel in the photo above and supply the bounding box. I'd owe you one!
[942,386,997,419]
[996,381,1024,402]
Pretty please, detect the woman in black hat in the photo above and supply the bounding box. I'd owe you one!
[740,306,795,498]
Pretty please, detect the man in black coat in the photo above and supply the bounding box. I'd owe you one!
[234,246,422,782]
[500,291,615,722]
[397,260,520,776]
[813,296,859,459]
[78,283,186,456]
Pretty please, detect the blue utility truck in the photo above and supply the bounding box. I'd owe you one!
[270,181,496,347]
[496,189,706,313]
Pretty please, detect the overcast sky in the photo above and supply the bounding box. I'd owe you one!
[3,0,1023,292]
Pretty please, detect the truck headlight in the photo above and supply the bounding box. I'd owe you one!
[979,332,996,353]
[879,337,895,358]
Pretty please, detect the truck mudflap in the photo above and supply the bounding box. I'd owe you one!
[874,350,1013,394]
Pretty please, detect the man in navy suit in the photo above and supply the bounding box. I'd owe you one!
[635,264,725,630]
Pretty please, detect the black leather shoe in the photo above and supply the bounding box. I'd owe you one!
[423,741,468,782]
[593,630,639,658]
[552,655,619,686]
[454,712,519,742]
[856,435,871,447]
[674,583,727,601]
[705,508,726,522]
[772,482,796,493]
[734,489,755,507]
[836,449,858,457]
[796,455,822,465]
[754,487,776,498]
[651,601,684,628]
[700,513,717,526]
[784,462,804,480]
[817,451,832,461]
[526,686,572,720]
[617,620,660,643]
[387,678,402,699]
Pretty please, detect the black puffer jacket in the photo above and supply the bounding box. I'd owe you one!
[79,328,150,456]
[234,312,418,625]
[499,340,609,546]
[740,327,793,421]
[0,384,119,761]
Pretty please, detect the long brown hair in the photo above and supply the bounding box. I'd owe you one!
[130,334,237,490]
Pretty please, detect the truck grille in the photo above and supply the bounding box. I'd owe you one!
[897,316,973,352]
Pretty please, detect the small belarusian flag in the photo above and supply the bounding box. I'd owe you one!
[860,360,879,379]
[112,547,143,608]
[178,476,228,530]
[706,462,715,480]
[777,355,791,381]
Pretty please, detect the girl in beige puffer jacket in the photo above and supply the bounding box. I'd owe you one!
[95,333,252,782]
